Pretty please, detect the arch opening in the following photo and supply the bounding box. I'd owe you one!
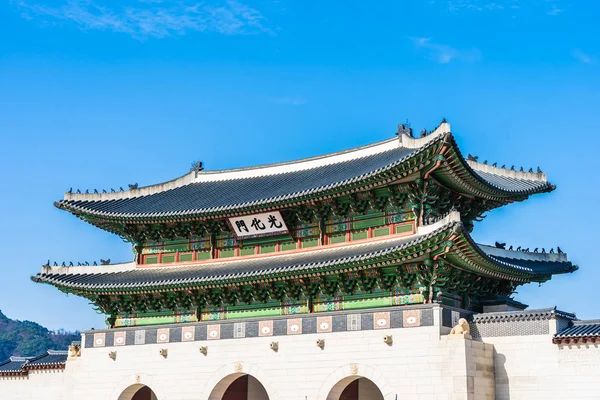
[327,377,384,400]
[208,373,269,400]
[118,384,158,400]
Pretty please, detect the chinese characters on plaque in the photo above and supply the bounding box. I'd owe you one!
[228,211,289,238]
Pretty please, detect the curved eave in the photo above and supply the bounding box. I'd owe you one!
[32,214,575,296]
[431,134,555,202]
[33,220,460,295]
[448,229,577,283]
[53,129,554,225]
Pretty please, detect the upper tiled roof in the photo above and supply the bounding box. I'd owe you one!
[554,320,600,343]
[468,170,552,194]
[54,123,554,220]
[59,144,417,217]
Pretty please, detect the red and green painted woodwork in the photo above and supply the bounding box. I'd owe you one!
[138,206,415,265]
[53,223,543,328]
[115,178,491,265]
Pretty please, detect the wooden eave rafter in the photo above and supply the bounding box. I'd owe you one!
[552,336,600,345]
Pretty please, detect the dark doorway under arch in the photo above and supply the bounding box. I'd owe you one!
[329,377,384,400]
[209,373,269,400]
[132,386,157,400]
[118,384,158,400]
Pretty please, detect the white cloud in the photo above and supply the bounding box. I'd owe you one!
[572,49,593,64]
[447,0,511,12]
[268,96,307,106]
[446,0,566,15]
[547,4,563,15]
[411,37,481,64]
[14,0,272,39]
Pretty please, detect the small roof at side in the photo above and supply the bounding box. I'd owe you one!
[554,320,600,343]
[0,350,68,375]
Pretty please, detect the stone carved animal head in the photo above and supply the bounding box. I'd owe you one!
[450,318,470,336]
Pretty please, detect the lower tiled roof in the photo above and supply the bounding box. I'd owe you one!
[34,225,445,291]
[33,213,576,293]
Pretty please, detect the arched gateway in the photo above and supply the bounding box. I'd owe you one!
[327,377,384,400]
[118,384,158,400]
[209,373,270,400]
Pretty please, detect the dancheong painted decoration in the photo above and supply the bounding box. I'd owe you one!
[32,120,577,328]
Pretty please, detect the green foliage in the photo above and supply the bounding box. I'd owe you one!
[0,309,80,361]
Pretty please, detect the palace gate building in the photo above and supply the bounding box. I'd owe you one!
[2,120,599,400]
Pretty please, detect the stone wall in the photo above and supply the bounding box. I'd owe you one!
[0,370,65,400]
[64,324,488,400]
[0,305,496,400]
[472,313,600,399]
[6,305,600,400]
[483,330,600,399]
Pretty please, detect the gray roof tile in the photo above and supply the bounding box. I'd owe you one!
[56,135,553,219]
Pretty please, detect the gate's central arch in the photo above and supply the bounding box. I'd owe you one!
[209,373,269,400]
[118,384,158,400]
[327,377,384,400]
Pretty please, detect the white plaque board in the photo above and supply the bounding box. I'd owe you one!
[229,211,288,238]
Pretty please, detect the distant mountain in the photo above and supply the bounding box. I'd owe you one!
[0,310,80,361]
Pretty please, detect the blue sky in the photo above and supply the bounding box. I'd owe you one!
[0,0,598,332]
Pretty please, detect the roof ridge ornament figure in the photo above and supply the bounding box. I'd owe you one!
[128,183,138,190]
[191,161,204,177]
[396,120,413,137]
[467,154,478,162]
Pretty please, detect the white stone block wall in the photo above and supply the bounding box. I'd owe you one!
[0,370,65,400]
[4,309,600,400]
[483,330,600,399]
[0,325,494,400]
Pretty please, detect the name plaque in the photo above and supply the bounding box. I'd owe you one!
[229,211,289,238]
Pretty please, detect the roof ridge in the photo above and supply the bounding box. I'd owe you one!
[46,350,68,355]
[60,136,402,203]
[478,244,569,262]
[466,160,548,182]
[573,319,600,325]
[473,307,577,322]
